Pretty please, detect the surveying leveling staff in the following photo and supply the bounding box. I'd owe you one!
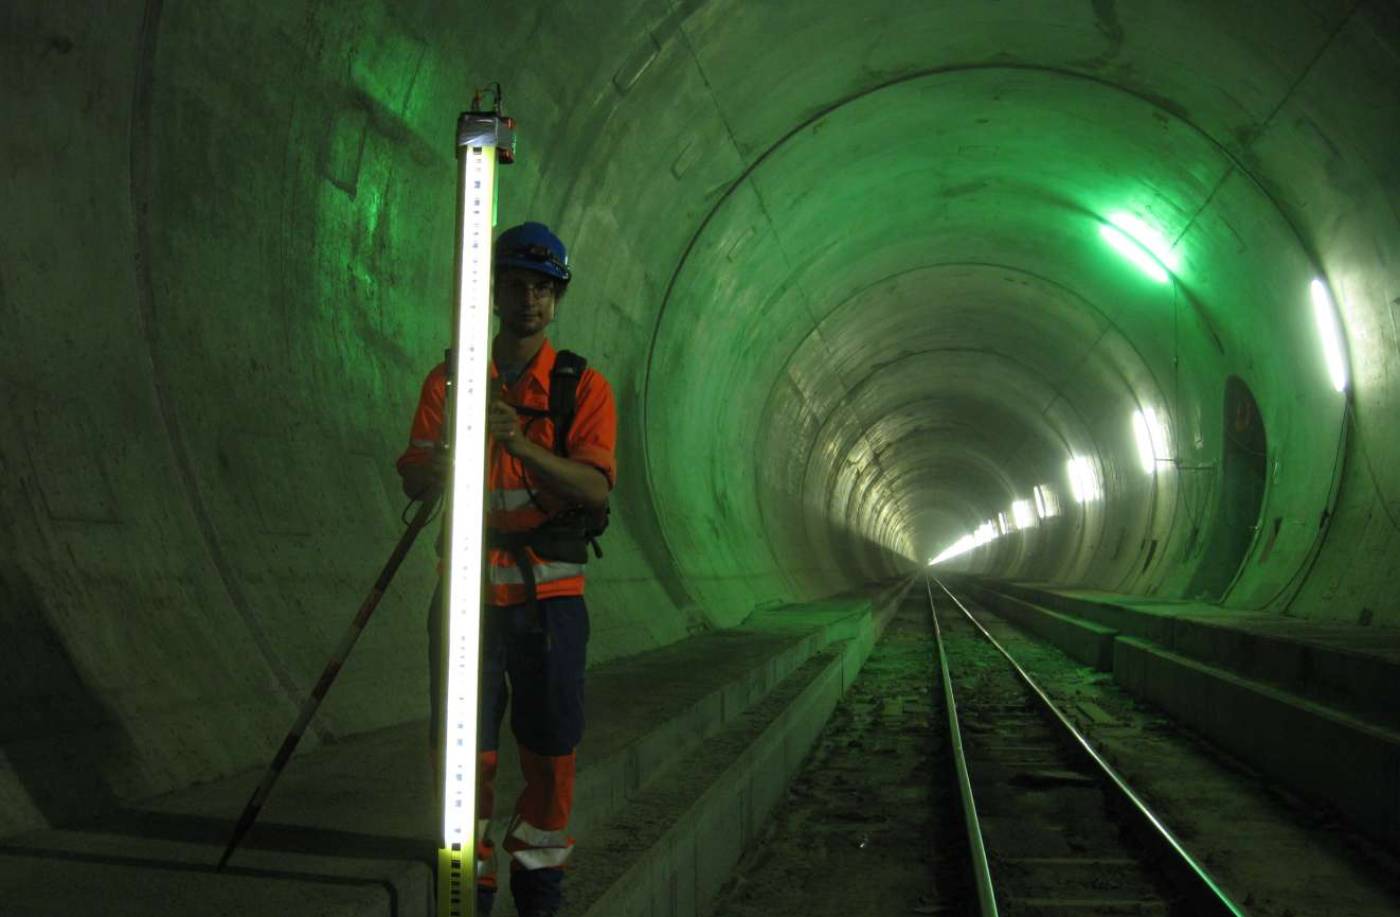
[397,222,617,917]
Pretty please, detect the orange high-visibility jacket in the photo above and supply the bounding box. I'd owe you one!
[396,339,617,606]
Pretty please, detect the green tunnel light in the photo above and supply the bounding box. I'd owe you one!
[1099,211,1178,284]
[1310,278,1350,393]
[1033,484,1059,519]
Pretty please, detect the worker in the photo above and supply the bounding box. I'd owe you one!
[396,221,617,917]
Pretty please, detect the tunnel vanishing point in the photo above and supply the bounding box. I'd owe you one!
[3,0,1400,910]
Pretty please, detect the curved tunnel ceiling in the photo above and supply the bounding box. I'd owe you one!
[3,0,1397,834]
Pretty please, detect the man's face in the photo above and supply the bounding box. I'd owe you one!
[493,268,560,337]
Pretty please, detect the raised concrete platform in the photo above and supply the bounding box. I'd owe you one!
[0,581,909,917]
[956,587,1116,671]
[1112,637,1400,847]
[962,578,1400,851]
[569,588,906,916]
[983,581,1400,729]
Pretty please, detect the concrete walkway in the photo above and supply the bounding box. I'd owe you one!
[0,584,905,917]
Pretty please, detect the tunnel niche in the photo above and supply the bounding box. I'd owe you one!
[1187,375,1269,601]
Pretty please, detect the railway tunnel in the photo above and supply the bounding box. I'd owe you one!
[3,1,1399,915]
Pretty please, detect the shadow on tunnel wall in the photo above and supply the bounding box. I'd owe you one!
[814,520,909,590]
[0,553,433,866]
[0,562,138,834]
[611,403,706,631]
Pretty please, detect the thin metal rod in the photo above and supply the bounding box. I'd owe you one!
[924,578,1000,917]
[930,576,1249,917]
[218,496,439,869]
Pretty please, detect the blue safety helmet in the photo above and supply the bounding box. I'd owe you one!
[494,221,572,284]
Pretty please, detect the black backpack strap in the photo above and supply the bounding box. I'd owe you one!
[549,350,588,456]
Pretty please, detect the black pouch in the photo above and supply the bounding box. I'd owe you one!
[529,519,591,565]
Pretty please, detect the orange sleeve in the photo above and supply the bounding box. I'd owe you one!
[396,363,447,473]
[567,367,617,488]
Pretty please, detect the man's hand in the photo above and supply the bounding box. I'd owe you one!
[400,449,449,500]
[484,388,610,508]
[488,390,528,455]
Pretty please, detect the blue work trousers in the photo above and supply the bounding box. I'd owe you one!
[427,586,589,755]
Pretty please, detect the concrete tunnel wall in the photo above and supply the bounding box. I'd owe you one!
[2,1,1398,838]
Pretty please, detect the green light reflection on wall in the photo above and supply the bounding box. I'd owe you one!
[1098,211,1179,284]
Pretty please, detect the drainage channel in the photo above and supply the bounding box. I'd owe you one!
[927,575,1247,917]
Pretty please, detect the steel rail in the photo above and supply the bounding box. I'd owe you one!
[924,577,1000,917]
[928,575,1249,917]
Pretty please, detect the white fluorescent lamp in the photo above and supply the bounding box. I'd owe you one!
[439,105,515,914]
[1012,499,1036,530]
[1067,457,1086,502]
[1099,211,1178,284]
[1132,406,1171,475]
[997,512,1010,536]
[1132,409,1155,474]
[931,533,978,565]
[1310,278,1350,393]
[1033,484,1058,519]
[1067,455,1101,503]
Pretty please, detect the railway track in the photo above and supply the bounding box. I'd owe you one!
[926,575,1247,917]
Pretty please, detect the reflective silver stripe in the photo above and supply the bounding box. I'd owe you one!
[510,845,574,870]
[488,561,584,585]
[409,438,437,449]
[488,488,536,512]
[509,817,570,848]
[505,816,574,870]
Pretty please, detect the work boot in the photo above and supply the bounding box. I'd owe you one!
[510,865,564,915]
